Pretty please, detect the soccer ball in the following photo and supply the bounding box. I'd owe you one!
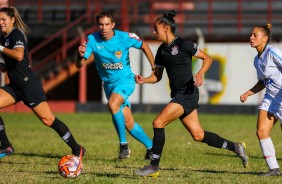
[58,155,83,178]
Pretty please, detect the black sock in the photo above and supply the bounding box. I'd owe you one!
[0,116,11,148]
[151,128,165,167]
[50,117,80,151]
[202,131,235,152]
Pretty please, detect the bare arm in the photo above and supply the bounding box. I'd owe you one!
[135,66,164,84]
[193,49,213,87]
[75,42,94,69]
[1,47,24,62]
[240,81,265,103]
[140,41,155,69]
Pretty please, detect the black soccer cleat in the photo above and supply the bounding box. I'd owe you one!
[72,146,86,160]
[234,141,249,168]
[119,144,130,159]
[259,168,282,177]
[134,164,160,178]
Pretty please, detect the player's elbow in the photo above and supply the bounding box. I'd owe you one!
[207,56,213,64]
[16,54,24,62]
[155,75,162,83]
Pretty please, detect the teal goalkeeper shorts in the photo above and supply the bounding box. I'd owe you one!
[103,78,135,108]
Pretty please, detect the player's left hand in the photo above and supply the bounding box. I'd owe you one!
[193,73,203,87]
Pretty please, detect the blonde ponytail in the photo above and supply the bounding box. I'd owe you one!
[10,6,30,34]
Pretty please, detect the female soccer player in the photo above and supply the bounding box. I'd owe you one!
[0,7,85,159]
[240,24,282,176]
[76,11,154,159]
[134,10,249,178]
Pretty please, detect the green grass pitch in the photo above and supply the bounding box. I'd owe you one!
[0,113,281,183]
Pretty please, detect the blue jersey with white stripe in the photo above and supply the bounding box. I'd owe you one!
[84,30,143,83]
[254,44,282,107]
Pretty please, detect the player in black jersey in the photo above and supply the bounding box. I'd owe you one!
[134,10,249,178]
[0,7,85,159]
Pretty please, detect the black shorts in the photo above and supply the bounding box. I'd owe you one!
[170,90,199,120]
[1,78,46,108]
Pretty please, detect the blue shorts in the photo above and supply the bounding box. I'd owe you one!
[104,79,135,108]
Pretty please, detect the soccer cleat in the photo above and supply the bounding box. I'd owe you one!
[0,146,14,159]
[72,146,86,160]
[144,148,153,160]
[234,141,249,168]
[119,144,130,159]
[259,168,282,177]
[134,164,160,178]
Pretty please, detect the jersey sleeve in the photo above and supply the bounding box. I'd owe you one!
[125,32,143,49]
[154,46,164,67]
[83,34,94,59]
[269,47,282,68]
[10,31,25,49]
[182,40,199,56]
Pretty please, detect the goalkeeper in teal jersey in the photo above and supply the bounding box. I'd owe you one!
[76,11,154,159]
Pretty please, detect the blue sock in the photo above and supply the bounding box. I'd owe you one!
[129,122,152,149]
[112,109,127,144]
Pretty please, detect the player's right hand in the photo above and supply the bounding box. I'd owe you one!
[134,75,143,84]
[78,40,86,57]
[240,93,248,103]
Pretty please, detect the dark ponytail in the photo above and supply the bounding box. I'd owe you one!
[155,10,177,34]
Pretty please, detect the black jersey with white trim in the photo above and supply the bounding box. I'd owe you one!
[155,37,199,96]
[0,28,36,87]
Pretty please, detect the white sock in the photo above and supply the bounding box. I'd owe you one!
[152,154,160,159]
[259,137,280,169]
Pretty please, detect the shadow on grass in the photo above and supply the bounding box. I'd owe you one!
[191,169,260,176]
[205,152,282,161]
[16,152,62,159]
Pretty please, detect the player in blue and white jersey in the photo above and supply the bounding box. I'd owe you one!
[76,11,154,159]
[240,24,282,176]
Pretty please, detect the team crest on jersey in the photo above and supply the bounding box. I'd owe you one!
[4,39,9,47]
[115,51,122,59]
[171,46,178,55]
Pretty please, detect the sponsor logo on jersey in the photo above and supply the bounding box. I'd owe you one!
[97,45,104,49]
[171,46,178,55]
[115,51,122,59]
[128,32,140,40]
[16,40,24,45]
[101,62,123,70]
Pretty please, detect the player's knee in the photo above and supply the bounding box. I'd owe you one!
[107,102,119,114]
[152,118,164,128]
[41,116,55,127]
[256,129,269,139]
[191,131,204,142]
[125,120,134,130]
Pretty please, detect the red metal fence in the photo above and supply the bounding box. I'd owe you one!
[9,0,281,34]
